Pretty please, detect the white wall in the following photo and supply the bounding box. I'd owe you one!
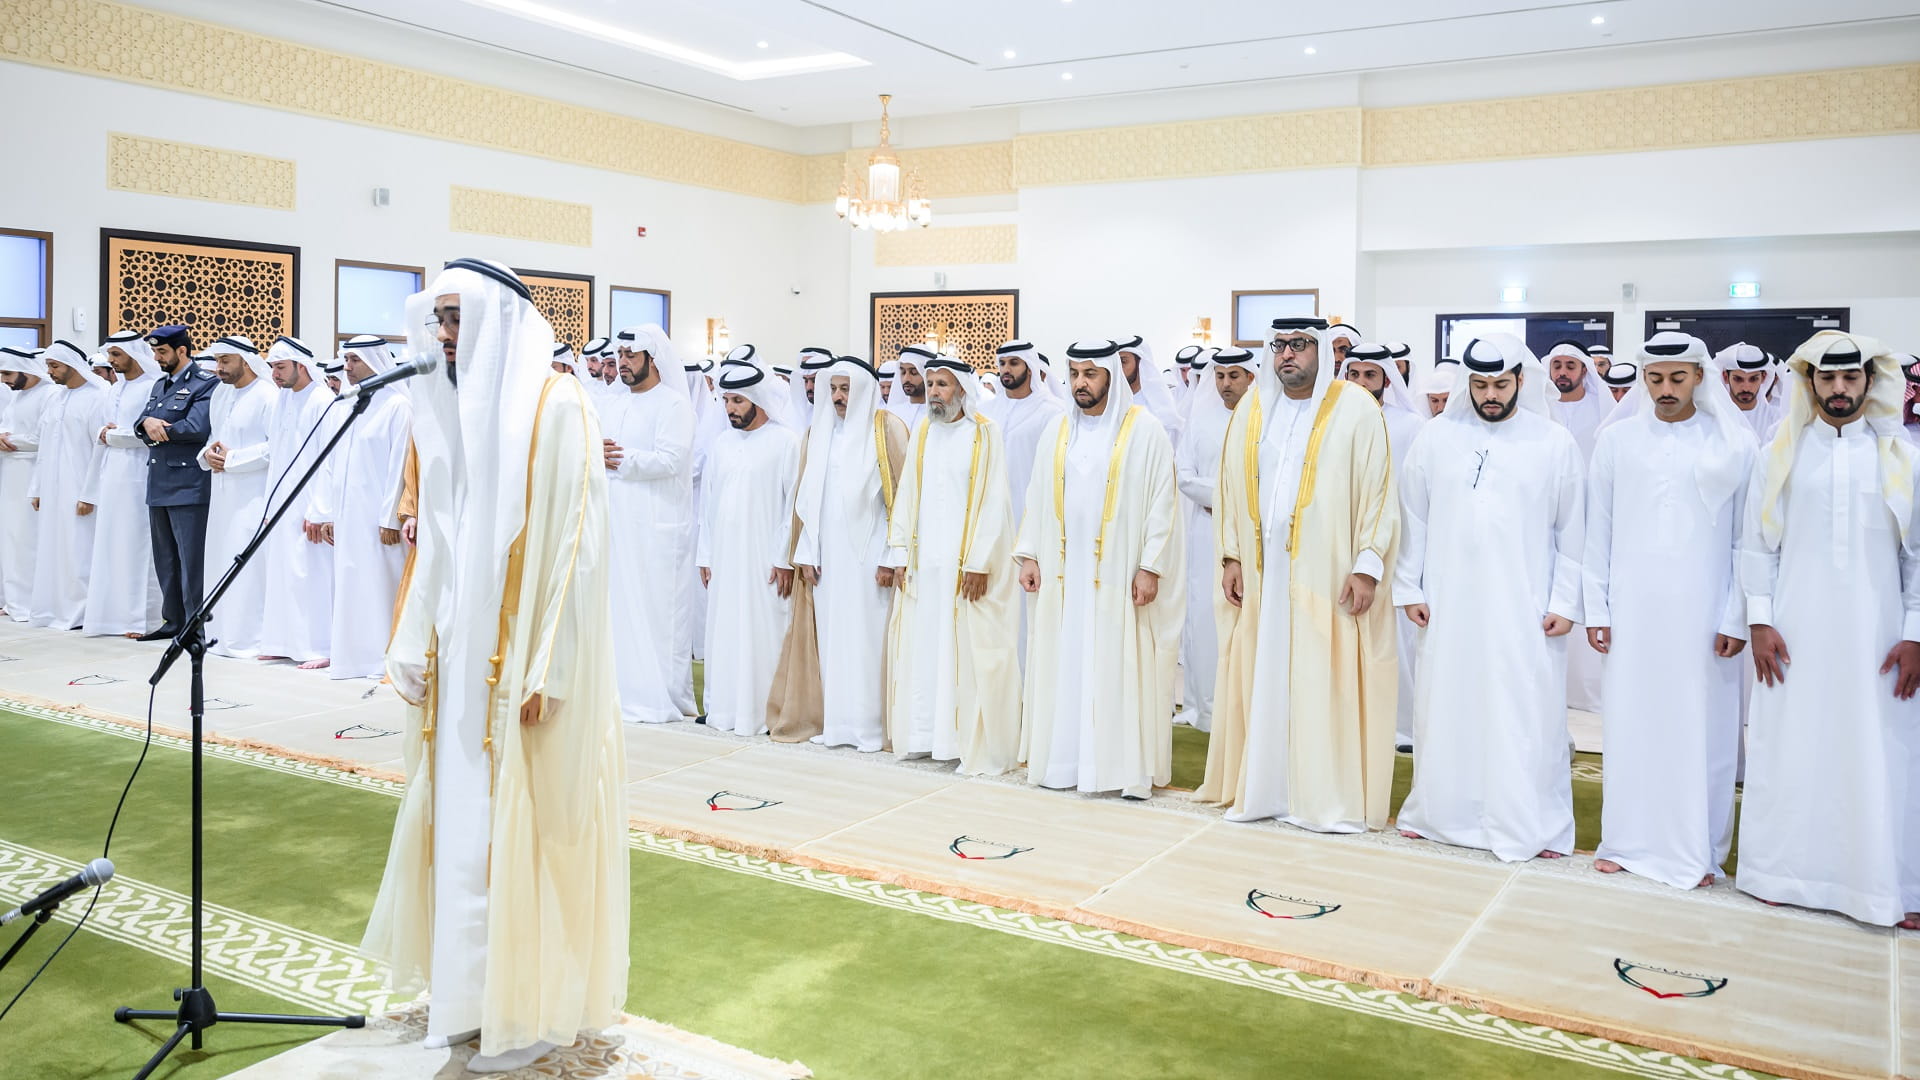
[0,63,834,363]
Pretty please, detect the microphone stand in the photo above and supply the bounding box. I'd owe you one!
[0,905,57,976]
[113,387,379,1079]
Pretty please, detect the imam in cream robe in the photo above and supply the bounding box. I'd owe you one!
[306,388,411,678]
[884,410,1022,775]
[698,419,801,736]
[1197,380,1398,830]
[1016,406,1183,796]
[1585,413,1752,888]
[196,374,276,656]
[258,381,335,661]
[28,379,107,629]
[1173,394,1232,733]
[603,382,697,724]
[1395,407,1584,861]
[1737,418,1920,925]
[0,379,52,621]
[81,368,163,636]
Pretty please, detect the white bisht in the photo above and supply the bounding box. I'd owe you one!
[1348,341,1431,748]
[0,346,53,620]
[26,341,108,630]
[1395,333,1584,861]
[1173,346,1249,733]
[1116,335,1185,450]
[1584,332,1755,888]
[81,332,163,636]
[257,337,335,662]
[193,336,278,656]
[793,356,899,751]
[1015,339,1184,798]
[364,259,627,1057]
[604,324,697,724]
[305,335,412,678]
[883,358,1023,775]
[1717,342,1784,443]
[1736,330,1920,926]
[698,355,802,736]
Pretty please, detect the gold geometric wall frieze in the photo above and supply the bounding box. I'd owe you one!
[1011,107,1365,188]
[874,225,1018,267]
[105,133,297,210]
[449,186,593,247]
[1363,63,1920,167]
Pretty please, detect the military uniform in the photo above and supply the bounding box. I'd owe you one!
[135,328,219,637]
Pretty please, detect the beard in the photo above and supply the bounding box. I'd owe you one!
[620,357,653,386]
[1073,383,1108,412]
[1730,390,1756,407]
[1553,376,1577,393]
[1278,366,1314,391]
[1475,395,1518,422]
[927,398,957,423]
[727,403,760,429]
[1821,392,1864,419]
[999,368,1028,391]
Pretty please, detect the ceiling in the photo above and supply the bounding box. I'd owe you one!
[301,0,1920,126]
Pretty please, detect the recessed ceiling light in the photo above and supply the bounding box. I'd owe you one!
[1003,48,1016,59]
[1591,15,1605,25]
[461,0,866,79]
[1304,45,1317,55]
[1060,71,1073,80]
[756,40,769,48]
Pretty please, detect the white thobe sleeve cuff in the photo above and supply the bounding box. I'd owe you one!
[1350,550,1385,582]
[1746,595,1773,627]
[885,546,907,568]
[1903,611,1920,644]
[104,431,144,449]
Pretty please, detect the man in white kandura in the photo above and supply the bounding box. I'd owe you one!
[884,356,1022,774]
[256,336,335,665]
[1344,341,1429,751]
[0,345,53,621]
[81,330,163,637]
[1600,360,1638,402]
[601,324,697,724]
[888,346,932,428]
[1116,335,1185,448]
[777,356,909,751]
[1738,330,1920,930]
[366,258,627,1073]
[28,340,108,630]
[1016,339,1184,799]
[1173,346,1253,734]
[686,350,724,666]
[1718,342,1783,443]
[1544,340,1610,714]
[192,335,278,657]
[698,356,803,737]
[1196,320,1400,831]
[788,346,832,428]
[1395,334,1584,861]
[305,335,412,679]
[982,340,1068,669]
[1584,332,1755,889]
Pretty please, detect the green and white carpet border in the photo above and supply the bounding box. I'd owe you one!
[0,697,1764,1080]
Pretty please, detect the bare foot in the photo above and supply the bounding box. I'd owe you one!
[1398,828,1423,840]
[297,658,330,670]
[256,654,288,661]
[123,632,142,640]
[1593,858,1623,873]
[1698,874,1716,887]
[1537,850,1565,859]
[1898,912,1920,931]
[1759,898,1784,907]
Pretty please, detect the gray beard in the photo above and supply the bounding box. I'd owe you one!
[927,399,958,423]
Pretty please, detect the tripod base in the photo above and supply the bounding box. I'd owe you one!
[115,986,364,1080]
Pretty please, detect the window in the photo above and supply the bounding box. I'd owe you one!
[609,286,670,336]
[1231,289,1319,347]
[1434,311,1612,362]
[1645,308,1846,361]
[335,260,424,346]
[0,228,52,348]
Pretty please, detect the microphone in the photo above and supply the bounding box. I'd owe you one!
[2,858,114,925]
[336,352,441,400]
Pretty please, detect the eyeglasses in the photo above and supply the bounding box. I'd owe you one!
[1272,337,1316,354]
[425,311,461,329]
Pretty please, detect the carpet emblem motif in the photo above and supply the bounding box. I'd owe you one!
[707,791,783,812]
[334,723,400,740]
[949,835,1033,860]
[1245,889,1342,920]
[1612,959,1729,1001]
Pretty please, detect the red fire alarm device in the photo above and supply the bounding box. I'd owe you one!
[636,226,648,238]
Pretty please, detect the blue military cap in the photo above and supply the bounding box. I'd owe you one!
[146,324,192,349]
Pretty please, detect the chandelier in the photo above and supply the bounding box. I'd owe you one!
[835,94,931,231]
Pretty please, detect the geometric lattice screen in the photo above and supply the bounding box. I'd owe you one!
[101,230,299,351]
[516,269,594,356]
[870,290,1019,374]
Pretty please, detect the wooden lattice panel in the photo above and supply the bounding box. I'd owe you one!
[518,272,593,355]
[102,232,297,350]
[870,291,1018,374]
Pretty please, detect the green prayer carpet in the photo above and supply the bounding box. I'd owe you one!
[0,709,1734,1079]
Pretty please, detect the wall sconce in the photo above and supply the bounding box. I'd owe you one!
[1191,317,1213,347]
[706,317,730,356]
